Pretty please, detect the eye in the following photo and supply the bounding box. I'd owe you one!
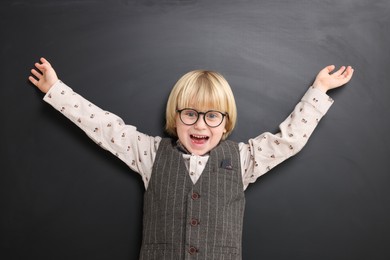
[183,110,197,118]
[206,112,221,120]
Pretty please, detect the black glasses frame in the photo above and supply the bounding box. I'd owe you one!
[176,108,228,128]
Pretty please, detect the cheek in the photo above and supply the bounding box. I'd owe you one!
[212,126,226,139]
[175,121,189,137]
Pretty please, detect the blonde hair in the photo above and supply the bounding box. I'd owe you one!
[165,70,237,140]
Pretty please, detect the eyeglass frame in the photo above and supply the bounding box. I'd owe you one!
[176,108,229,128]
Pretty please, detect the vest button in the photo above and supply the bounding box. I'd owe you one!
[190,218,199,226]
[191,192,200,200]
[188,246,198,255]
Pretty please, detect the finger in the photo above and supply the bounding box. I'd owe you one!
[35,62,45,71]
[30,68,42,79]
[40,57,50,65]
[35,62,50,73]
[325,65,335,73]
[333,66,346,77]
[340,68,354,85]
[346,66,353,75]
[28,75,38,86]
[345,67,354,79]
[339,66,352,78]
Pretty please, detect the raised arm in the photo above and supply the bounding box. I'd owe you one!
[28,57,160,189]
[240,65,354,190]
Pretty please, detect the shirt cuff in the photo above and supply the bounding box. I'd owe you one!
[43,80,72,105]
[301,86,334,115]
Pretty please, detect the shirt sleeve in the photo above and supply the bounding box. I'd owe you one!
[240,86,334,190]
[43,80,161,189]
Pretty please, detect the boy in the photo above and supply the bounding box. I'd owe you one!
[29,57,353,259]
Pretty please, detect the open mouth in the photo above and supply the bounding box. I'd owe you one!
[190,134,209,144]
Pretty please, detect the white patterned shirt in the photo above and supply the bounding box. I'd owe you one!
[44,80,333,190]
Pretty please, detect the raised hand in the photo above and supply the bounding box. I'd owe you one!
[312,65,354,93]
[29,57,58,93]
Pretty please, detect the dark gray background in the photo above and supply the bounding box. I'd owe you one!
[1,0,389,259]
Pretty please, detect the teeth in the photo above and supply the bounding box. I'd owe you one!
[192,135,208,139]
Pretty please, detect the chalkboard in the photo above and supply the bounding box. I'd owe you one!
[1,0,389,259]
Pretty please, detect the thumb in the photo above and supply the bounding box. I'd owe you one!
[325,65,335,73]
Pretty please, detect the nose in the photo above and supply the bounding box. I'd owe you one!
[193,114,207,129]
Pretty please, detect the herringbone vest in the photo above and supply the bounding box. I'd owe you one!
[139,138,245,260]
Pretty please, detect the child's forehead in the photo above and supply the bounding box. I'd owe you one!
[181,98,225,112]
[187,105,221,112]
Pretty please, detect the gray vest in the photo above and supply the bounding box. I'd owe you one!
[139,138,245,260]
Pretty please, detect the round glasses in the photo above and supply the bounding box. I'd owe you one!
[176,108,228,128]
